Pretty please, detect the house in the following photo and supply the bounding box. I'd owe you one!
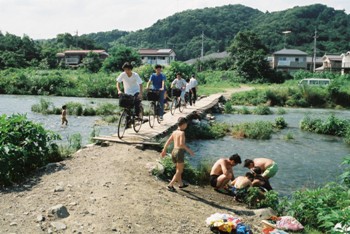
[315,54,342,72]
[306,56,323,72]
[341,51,350,75]
[271,49,308,73]
[56,50,109,67]
[138,49,175,66]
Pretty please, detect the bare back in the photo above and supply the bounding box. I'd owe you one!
[172,130,186,149]
[253,158,274,171]
[210,158,231,175]
[232,176,252,189]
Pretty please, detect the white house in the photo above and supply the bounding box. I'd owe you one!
[138,49,176,66]
[341,51,350,75]
[271,49,308,73]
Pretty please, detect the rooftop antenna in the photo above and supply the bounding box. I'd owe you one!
[282,31,291,49]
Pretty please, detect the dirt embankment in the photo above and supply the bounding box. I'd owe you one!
[0,142,271,234]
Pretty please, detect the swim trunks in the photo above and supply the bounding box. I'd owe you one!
[210,175,219,187]
[171,148,185,163]
[262,162,278,179]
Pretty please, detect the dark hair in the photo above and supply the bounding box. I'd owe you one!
[245,172,254,179]
[229,153,241,164]
[244,159,254,168]
[122,62,133,70]
[176,72,182,76]
[186,78,190,82]
[251,166,262,175]
[155,64,162,69]
[62,105,67,109]
[177,117,188,126]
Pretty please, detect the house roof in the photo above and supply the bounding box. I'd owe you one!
[323,54,342,61]
[273,49,307,56]
[139,48,175,56]
[59,50,108,56]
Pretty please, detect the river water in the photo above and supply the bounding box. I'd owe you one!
[1,95,349,195]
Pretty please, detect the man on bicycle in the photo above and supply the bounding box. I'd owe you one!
[146,64,166,121]
[116,62,143,118]
[171,72,187,104]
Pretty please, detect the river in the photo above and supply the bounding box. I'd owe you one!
[1,94,349,195]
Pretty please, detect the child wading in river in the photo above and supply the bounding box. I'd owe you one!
[161,117,194,191]
[61,105,68,126]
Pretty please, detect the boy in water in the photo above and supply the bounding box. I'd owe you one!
[161,117,194,191]
[61,105,68,126]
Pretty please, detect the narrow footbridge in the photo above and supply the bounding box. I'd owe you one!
[92,93,223,146]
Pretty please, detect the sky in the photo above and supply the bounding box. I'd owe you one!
[0,0,349,40]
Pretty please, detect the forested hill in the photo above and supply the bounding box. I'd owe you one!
[94,4,349,61]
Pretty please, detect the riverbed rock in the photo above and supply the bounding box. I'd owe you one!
[48,204,69,219]
[252,207,276,219]
[145,162,164,176]
[50,221,67,231]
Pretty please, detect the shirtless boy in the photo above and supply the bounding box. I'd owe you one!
[243,158,278,179]
[161,117,194,192]
[210,154,242,189]
[230,172,254,201]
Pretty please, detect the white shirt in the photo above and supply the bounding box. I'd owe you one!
[189,77,198,89]
[171,78,187,90]
[185,83,191,92]
[116,72,143,95]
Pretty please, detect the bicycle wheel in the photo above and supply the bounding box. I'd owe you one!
[148,102,155,128]
[133,105,143,133]
[156,103,161,124]
[170,98,177,115]
[179,99,185,112]
[117,110,128,139]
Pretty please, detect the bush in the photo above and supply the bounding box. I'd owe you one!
[224,102,234,114]
[274,116,288,129]
[252,105,273,115]
[300,114,349,137]
[232,121,273,140]
[245,187,279,210]
[276,107,286,115]
[185,122,230,140]
[0,114,61,186]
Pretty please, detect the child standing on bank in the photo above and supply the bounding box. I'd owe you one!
[61,105,68,126]
[161,117,194,191]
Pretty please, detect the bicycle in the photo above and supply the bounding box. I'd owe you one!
[170,88,185,115]
[147,89,162,128]
[117,93,144,139]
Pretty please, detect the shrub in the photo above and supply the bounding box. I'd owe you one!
[95,103,118,116]
[276,107,286,115]
[0,114,61,186]
[245,187,279,210]
[252,105,273,115]
[186,122,230,140]
[274,116,288,129]
[224,102,234,114]
[300,114,349,137]
[237,106,251,115]
[232,121,273,140]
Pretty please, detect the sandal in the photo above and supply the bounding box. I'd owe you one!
[167,185,176,192]
[179,184,189,189]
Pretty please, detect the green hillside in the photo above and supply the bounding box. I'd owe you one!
[96,4,349,60]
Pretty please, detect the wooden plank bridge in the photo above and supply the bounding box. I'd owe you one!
[92,86,252,146]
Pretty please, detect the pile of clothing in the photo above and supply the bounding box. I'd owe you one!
[206,213,252,234]
[262,216,304,233]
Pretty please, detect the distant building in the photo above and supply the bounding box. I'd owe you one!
[138,49,175,65]
[56,50,109,67]
[341,51,350,75]
[271,49,307,73]
[306,56,323,72]
[315,54,342,72]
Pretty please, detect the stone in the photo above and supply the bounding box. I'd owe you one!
[48,204,70,219]
[253,207,276,219]
[50,222,67,231]
[9,222,17,226]
[36,214,45,222]
[145,162,164,176]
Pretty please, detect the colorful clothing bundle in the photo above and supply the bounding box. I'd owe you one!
[206,213,252,233]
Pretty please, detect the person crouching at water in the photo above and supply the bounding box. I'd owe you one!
[230,172,254,201]
[250,166,273,191]
[161,117,194,192]
[210,154,242,190]
[243,158,278,180]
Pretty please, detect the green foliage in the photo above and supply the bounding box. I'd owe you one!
[300,114,349,137]
[237,106,251,115]
[31,98,56,114]
[158,156,211,185]
[0,114,61,186]
[95,103,118,116]
[245,187,279,210]
[224,102,234,114]
[66,133,82,151]
[196,70,242,85]
[283,132,294,140]
[163,61,195,87]
[185,122,230,140]
[232,121,274,140]
[274,116,288,129]
[82,52,103,73]
[102,45,141,73]
[276,107,287,115]
[252,105,273,115]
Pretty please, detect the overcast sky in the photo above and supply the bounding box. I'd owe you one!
[0,0,348,39]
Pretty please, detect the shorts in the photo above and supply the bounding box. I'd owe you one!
[171,148,185,163]
[210,175,219,188]
[262,162,278,179]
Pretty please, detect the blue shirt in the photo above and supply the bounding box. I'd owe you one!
[149,73,166,90]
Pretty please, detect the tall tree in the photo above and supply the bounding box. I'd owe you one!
[102,45,141,73]
[228,31,271,81]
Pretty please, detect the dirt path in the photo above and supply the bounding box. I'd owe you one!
[0,86,271,234]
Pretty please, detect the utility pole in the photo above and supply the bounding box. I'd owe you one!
[201,31,204,59]
[282,31,291,49]
[75,30,78,48]
[313,30,318,73]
